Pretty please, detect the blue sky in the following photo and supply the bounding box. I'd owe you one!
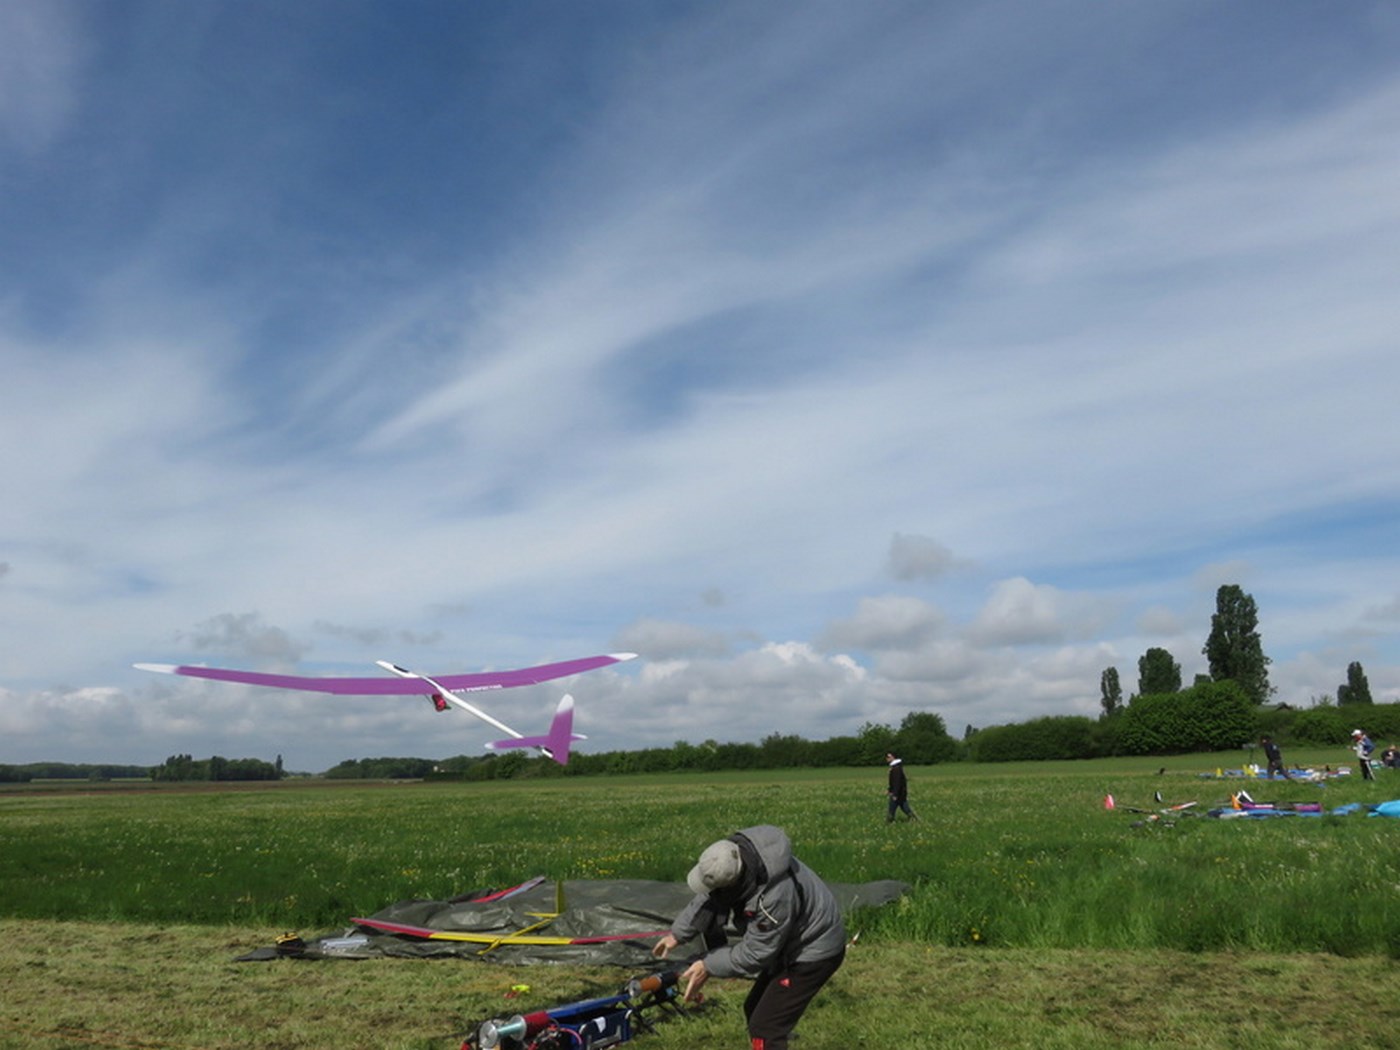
[3,1,1399,772]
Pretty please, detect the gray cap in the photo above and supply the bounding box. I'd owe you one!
[687,839,742,895]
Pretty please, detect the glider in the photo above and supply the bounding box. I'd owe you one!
[135,652,635,765]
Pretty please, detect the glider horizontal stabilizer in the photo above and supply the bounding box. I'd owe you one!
[487,694,586,766]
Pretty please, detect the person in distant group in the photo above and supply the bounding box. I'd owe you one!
[885,752,918,822]
[1260,735,1291,780]
[1352,729,1375,781]
[653,825,846,1050]
[1382,744,1400,769]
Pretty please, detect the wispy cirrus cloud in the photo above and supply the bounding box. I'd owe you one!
[1,3,1398,768]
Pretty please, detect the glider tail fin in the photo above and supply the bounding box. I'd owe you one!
[487,695,586,766]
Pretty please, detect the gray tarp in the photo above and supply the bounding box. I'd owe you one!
[243,877,909,965]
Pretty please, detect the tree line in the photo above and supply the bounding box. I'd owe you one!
[23,584,1392,780]
[410,711,962,781]
[0,762,152,783]
[149,753,284,781]
[1066,583,1399,764]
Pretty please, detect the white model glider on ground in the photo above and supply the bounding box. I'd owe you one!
[135,652,636,765]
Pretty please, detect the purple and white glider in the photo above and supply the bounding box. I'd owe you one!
[135,652,635,765]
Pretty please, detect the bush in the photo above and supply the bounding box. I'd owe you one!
[1118,681,1254,755]
[1347,702,1400,747]
[968,715,1097,762]
[1291,704,1347,746]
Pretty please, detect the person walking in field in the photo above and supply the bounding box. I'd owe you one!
[885,752,918,822]
[1260,736,1291,780]
[653,825,845,1050]
[1352,729,1375,781]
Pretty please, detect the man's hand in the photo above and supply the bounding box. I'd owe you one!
[652,933,679,959]
[680,958,710,1002]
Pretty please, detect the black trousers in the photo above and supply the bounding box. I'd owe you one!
[743,949,845,1050]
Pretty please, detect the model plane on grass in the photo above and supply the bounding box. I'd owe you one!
[350,877,668,954]
[135,652,636,765]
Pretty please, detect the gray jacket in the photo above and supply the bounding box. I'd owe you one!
[670,824,845,979]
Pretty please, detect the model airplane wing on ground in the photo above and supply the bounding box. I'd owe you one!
[135,652,635,765]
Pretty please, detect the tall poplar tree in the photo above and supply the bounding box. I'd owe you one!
[1137,647,1182,695]
[1338,661,1374,705]
[1203,584,1272,704]
[1100,667,1123,717]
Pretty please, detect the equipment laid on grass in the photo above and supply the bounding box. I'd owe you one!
[1106,786,1400,823]
[1200,766,1339,782]
[351,878,667,956]
[1113,792,1201,826]
[237,876,910,966]
[463,969,692,1050]
[352,914,669,948]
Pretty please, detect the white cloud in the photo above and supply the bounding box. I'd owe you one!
[818,596,945,653]
[887,533,963,581]
[968,578,1109,646]
[1137,605,1183,637]
[179,613,308,667]
[613,618,731,660]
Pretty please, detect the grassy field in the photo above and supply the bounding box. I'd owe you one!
[2,754,1399,1048]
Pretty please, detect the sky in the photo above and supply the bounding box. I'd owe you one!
[2,1,1399,773]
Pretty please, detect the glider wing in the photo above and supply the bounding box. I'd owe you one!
[134,652,636,695]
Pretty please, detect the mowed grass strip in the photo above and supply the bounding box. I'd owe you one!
[0,920,1396,1050]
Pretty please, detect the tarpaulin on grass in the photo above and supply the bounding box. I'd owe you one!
[240,876,909,966]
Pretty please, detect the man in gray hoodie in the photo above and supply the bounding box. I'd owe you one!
[653,825,845,1050]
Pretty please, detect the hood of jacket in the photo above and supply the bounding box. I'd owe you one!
[732,824,793,885]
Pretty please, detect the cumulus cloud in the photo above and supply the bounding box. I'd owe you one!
[968,578,1119,648]
[0,686,136,741]
[818,595,945,652]
[968,578,1070,645]
[886,533,962,581]
[179,613,308,668]
[613,618,731,659]
[313,621,444,650]
[603,642,874,747]
[870,638,986,685]
[1137,605,1183,636]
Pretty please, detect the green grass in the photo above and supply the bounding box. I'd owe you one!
[1,922,1396,1050]
[2,757,1399,1048]
[3,758,1397,953]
